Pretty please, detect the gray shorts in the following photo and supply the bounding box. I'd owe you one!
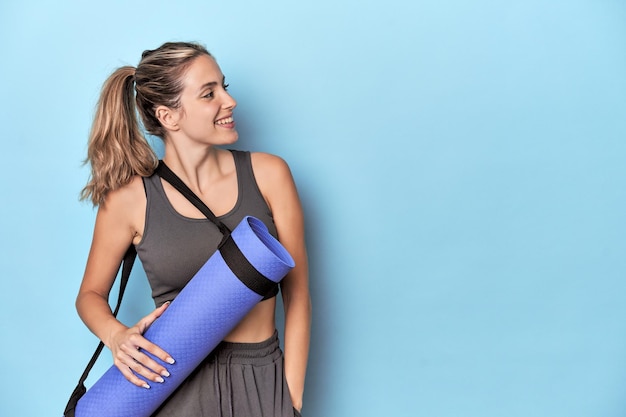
[152,331,298,417]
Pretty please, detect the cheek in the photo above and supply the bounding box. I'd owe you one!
[187,107,214,126]
[181,102,220,130]
[198,103,219,121]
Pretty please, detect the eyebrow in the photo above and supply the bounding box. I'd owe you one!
[199,76,226,92]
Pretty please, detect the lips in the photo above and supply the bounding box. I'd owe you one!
[215,116,234,125]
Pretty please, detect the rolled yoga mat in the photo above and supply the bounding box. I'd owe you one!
[74,216,295,417]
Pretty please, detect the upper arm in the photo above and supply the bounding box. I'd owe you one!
[250,153,309,298]
[78,177,146,300]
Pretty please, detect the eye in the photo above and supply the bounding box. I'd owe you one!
[202,91,214,99]
[223,83,229,91]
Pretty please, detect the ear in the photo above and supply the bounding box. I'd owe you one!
[155,105,181,132]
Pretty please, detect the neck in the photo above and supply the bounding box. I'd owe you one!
[162,141,225,193]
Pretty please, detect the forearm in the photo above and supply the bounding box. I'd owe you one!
[283,292,312,411]
[253,152,311,409]
[76,290,127,348]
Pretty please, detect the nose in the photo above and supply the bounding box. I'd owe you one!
[222,91,237,110]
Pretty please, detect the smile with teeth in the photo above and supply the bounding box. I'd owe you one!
[215,116,234,125]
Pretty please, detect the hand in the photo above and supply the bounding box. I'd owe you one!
[107,302,175,388]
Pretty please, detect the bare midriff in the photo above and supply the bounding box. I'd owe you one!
[224,297,277,343]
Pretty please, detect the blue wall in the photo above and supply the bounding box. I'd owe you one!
[1,1,625,416]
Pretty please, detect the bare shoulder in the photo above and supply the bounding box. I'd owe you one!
[249,152,301,219]
[249,152,293,185]
[98,175,147,238]
[102,175,146,211]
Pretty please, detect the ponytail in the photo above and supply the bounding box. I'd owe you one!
[80,66,158,206]
[81,42,211,205]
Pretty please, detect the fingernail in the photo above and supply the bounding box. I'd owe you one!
[166,357,175,364]
[161,370,171,377]
[156,376,165,383]
[143,383,151,389]
[164,301,171,306]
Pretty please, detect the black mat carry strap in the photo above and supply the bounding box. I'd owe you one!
[64,245,137,417]
[64,160,276,416]
[155,160,278,297]
[155,160,231,241]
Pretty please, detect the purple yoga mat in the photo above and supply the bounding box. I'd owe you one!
[74,216,295,417]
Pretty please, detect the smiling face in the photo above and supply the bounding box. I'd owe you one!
[171,54,238,146]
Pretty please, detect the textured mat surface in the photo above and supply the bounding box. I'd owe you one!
[75,217,295,417]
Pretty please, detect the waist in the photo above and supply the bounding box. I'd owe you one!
[224,297,277,342]
[212,330,282,365]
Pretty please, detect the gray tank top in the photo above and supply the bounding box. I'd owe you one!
[136,150,278,307]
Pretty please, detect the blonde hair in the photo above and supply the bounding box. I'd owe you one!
[81,42,212,206]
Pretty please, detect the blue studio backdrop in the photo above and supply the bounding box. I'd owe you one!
[1,1,625,416]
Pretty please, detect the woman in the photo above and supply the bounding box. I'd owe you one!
[76,41,311,417]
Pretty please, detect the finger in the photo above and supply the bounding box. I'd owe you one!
[148,300,171,321]
[137,302,171,333]
[134,338,176,370]
[128,351,169,384]
[113,343,162,385]
[114,357,153,389]
[121,338,174,379]
[118,347,169,385]
[155,300,171,315]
